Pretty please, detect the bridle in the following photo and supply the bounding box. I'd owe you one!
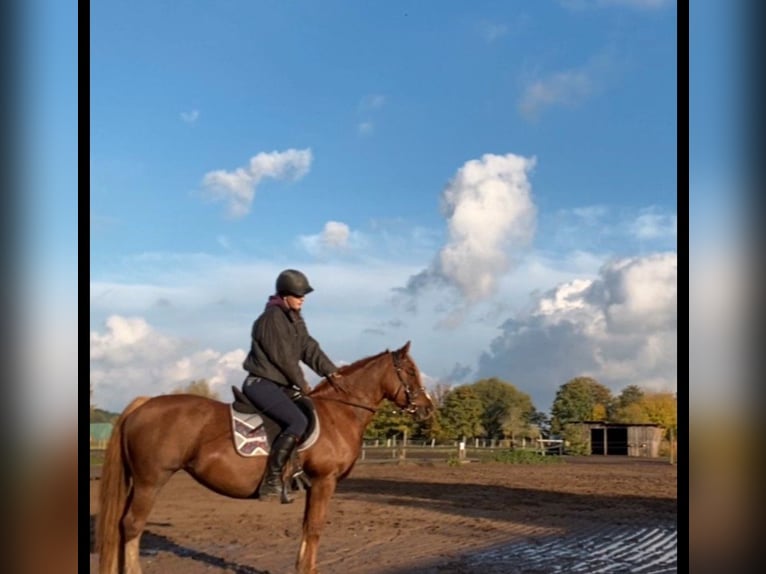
[313,351,425,415]
[390,351,426,415]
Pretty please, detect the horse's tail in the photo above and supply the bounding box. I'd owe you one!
[96,396,152,574]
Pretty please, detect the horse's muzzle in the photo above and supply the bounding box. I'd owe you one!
[413,402,435,421]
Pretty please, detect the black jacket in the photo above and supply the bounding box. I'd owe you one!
[242,295,337,390]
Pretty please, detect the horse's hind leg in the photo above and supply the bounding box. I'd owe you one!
[121,474,172,574]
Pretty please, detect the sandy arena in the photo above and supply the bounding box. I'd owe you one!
[90,456,677,573]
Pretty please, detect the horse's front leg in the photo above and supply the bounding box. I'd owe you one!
[296,475,338,574]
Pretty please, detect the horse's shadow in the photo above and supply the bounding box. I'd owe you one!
[89,515,268,574]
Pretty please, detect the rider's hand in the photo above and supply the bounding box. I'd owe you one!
[328,371,342,382]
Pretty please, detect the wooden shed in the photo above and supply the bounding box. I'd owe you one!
[573,421,664,457]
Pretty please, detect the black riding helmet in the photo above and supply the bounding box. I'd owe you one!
[276,269,314,297]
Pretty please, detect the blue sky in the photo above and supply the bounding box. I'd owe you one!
[91,0,678,415]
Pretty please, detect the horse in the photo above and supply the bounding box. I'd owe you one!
[96,341,434,574]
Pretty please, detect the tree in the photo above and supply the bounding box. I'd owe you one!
[639,392,677,437]
[89,379,120,423]
[612,401,651,424]
[415,409,446,441]
[617,384,645,408]
[527,408,551,438]
[365,400,418,440]
[610,390,676,434]
[469,378,535,440]
[550,376,613,435]
[171,379,220,400]
[438,385,484,440]
[428,382,453,408]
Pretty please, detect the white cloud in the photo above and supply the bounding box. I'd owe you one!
[403,153,537,303]
[90,314,247,412]
[482,23,508,42]
[201,148,312,218]
[90,242,672,416]
[90,315,180,363]
[477,251,677,412]
[358,121,374,136]
[298,221,361,256]
[357,95,385,134]
[518,49,617,120]
[319,221,351,247]
[359,94,386,110]
[542,205,677,253]
[180,109,200,124]
[629,208,678,240]
[571,205,609,224]
[519,69,595,119]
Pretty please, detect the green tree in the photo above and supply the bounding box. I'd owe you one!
[639,392,677,437]
[171,379,220,400]
[365,400,418,440]
[610,389,676,434]
[617,384,645,408]
[438,385,484,440]
[612,385,648,423]
[89,379,120,423]
[612,402,651,424]
[527,408,550,437]
[550,376,613,434]
[429,382,453,408]
[415,408,446,441]
[470,378,535,439]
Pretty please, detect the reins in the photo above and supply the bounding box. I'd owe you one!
[310,350,421,415]
[310,394,377,413]
[310,373,378,413]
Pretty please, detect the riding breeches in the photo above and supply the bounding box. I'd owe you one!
[241,376,308,439]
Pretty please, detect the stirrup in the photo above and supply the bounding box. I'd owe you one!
[290,469,312,492]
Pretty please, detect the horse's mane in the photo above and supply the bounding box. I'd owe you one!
[336,349,390,377]
[310,349,389,392]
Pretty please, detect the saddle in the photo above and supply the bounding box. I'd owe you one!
[229,386,318,492]
[230,385,320,454]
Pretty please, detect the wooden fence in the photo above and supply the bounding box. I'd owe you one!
[359,435,560,462]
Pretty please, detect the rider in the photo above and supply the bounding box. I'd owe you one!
[242,269,341,502]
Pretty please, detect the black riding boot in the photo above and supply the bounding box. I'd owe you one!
[260,432,299,503]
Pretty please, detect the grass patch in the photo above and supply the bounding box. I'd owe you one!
[487,449,564,465]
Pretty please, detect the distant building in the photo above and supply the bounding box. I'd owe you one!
[90,423,113,449]
[570,421,664,457]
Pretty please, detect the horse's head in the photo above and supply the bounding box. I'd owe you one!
[387,341,434,421]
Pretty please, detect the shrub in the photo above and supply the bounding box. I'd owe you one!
[490,449,563,465]
[562,424,590,455]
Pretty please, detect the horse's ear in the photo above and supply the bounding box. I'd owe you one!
[399,340,411,355]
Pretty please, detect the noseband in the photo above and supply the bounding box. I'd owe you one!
[391,352,424,414]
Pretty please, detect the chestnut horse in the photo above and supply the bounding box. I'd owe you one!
[96,341,434,574]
